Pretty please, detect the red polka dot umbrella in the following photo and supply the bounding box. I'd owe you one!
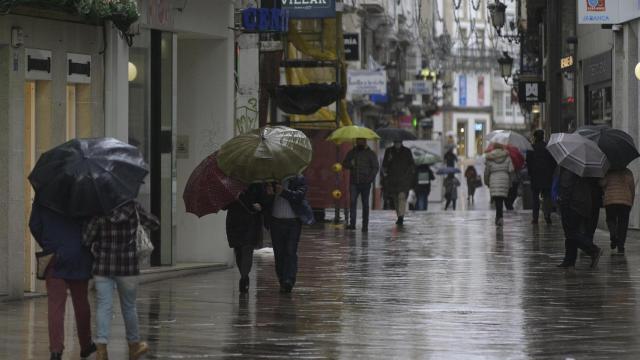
[183,152,247,217]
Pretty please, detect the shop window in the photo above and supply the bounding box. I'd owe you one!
[586,85,612,126]
[475,121,485,155]
[457,121,467,158]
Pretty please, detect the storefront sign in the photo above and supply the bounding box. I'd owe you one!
[458,75,467,106]
[347,70,387,95]
[561,55,574,69]
[242,7,290,32]
[518,81,546,103]
[578,0,640,24]
[343,33,359,61]
[280,0,336,19]
[583,51,612,85]
[404,80,433,95]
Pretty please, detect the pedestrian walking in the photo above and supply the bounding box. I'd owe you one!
[83,200,159,360]
[444,147,458,168]
[600,168,635,254]
[265,175,314,293]
[225,184,266,293]
[484,144,514,226]
[443,174,461,210]
[29,200,96,360]
[414,164,435,210]
[464,165,479,203]
[382,140,416,225]
[342,138,379,232]
[526,129,556,224]
[556,168,603,268]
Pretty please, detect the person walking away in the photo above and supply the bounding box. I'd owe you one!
[484,144,514,226]
[464,165,479,203]
[414,164,435,210]
[265,175,314,293]
[83,200,159,360]
[225,184,266,293]
[342,138,379,232]
[443,174,461,210]
[29,200,96,360]
[556,167,602,268]
[382,140,416,225]
[444,147,458,168]
[526,129,556,224]
[601,169,635,254]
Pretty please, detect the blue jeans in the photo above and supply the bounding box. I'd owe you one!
[94,275,140,344]
[270,218,302,286]
[415,189,429,211]
[350,183,371,226]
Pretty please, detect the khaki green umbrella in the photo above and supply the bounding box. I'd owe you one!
[217,126,313,183]
[326,125,380,144]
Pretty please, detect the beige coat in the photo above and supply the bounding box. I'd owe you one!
[600,169,635,207]
[484,149,514,198]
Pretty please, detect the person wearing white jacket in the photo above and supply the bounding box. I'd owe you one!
[484,144,514,226]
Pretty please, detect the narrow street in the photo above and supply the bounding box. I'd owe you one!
[3,207,640,359]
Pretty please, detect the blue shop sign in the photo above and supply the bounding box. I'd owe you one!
[242,7,290,32]
[280,0,336,19]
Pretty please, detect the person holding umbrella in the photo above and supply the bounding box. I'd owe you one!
[484,144,514,226]
[443,173,461,210]
[414,164,435,210]
[83,201,159,360]
[464,165,479,203]
[600,169,635,254]
[342,138,380,232]
[29,198,96,360]
[382,140,416,225]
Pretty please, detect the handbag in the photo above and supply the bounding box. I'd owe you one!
[35,250,54,280]
[135,210,154,259]
[475,176,483,187]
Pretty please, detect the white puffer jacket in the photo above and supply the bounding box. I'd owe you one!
[484,149,514,198]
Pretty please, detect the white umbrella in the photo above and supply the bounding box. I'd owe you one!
[547,133,610,177]
[486,130,533,151]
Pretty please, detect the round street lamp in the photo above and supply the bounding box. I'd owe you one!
[498,52,513,83]
[488,1,507,35]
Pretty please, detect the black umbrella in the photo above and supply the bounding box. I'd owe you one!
[275,83,340,115]
[575,126,640,170]
[375,128,418,142]
[28,138,148,217]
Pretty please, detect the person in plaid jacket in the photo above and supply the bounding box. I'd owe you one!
[83,200,158,360]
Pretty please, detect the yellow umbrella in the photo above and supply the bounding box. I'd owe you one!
[326,125,380,144]
[217,126,313,183]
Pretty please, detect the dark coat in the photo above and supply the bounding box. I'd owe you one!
[526,141,557,190]
[558,168,600,219]
[444,150,457,167]
[342,146,379,185]
[264,175,315,227]
[29,202,93,280]
[414,165,435,191]
[382,146,416,194]
[225,184,265,249]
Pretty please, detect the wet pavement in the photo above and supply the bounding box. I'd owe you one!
[3,208,640,359]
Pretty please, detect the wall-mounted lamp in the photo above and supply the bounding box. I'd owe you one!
[128,61,137,82]
[11,27,24,48]
[487,1,507,35]
[635,62,640,81]
[498,52,513,84]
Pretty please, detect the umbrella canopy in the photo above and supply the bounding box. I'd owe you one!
[28,137,148,217]
[409,146,441,165]
[575,126,639,170]
[217,126,313,183]
[183,152,247,217]
[436,167,461,175]
[486,130,533,152]
[275,83,340,115]
[485,143,525,170]
[547,133,610,177]
[326,125,380,144]
[375,128,417,142]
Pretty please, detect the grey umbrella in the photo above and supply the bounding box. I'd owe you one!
[547,133,610,177]
[375,128,418,142]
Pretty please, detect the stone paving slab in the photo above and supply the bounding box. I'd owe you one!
[2,210,640,359]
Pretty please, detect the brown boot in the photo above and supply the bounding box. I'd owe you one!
[95,344,108,360]
[129,341,149,360]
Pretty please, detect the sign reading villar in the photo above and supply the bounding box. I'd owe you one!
[280,0,336,19]
[242,7,290,32]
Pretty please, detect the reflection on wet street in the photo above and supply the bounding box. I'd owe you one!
[3,210,640,359]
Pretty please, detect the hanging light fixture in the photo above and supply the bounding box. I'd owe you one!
[487,0,507,35]
[498,52,513,83]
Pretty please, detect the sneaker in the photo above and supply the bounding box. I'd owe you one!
[396,216,404,225]
[81,342,97,358]
[590,248,603,268]
[557,261,575,268]
[610,242,617,250]
[50,353,62,360]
